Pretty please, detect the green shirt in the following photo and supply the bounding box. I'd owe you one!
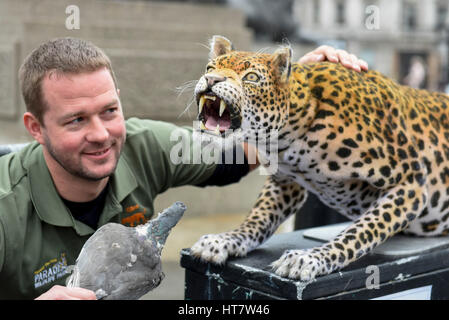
[0,118,215,299]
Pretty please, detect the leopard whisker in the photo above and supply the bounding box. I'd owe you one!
[175,80,198,99]
[195,42,211,51]
[255,47,272,55]
[178,96,197,119]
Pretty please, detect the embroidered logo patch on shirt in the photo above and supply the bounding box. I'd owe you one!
[34,253,68,289]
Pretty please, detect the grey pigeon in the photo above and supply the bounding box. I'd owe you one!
[66,201,186,300]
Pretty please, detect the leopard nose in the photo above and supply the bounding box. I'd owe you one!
[205,74,226,88]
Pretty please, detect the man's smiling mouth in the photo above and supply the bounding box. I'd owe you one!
[83,146,112,158]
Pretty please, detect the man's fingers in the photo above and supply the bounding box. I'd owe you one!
[348,53,361,72]
[298,53,320,64]
[336,49,354,68]
[358,59,369,71]
[318,46,338,62]
[301,53,323,63]
[298,46,369,72]
[66,287,97,300]
[35,285,97,300]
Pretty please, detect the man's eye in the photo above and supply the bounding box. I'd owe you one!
[242,72,260,82]
[69,117,83,125]
[103,108,118,117]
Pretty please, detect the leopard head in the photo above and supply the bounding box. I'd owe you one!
[194,35,292,141]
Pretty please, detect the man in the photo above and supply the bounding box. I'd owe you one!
[0,37,367,299]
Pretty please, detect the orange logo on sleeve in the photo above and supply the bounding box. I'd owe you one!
[121,207,148,227]
[126,204,140,213]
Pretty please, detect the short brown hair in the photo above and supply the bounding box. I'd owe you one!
[19,37,118,125]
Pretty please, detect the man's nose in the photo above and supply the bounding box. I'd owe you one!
[205,74,226,88]
[86,118,109,143]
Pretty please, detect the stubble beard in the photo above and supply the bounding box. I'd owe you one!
[43,134,124,182]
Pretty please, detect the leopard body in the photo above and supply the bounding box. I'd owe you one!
[191,36,449,281]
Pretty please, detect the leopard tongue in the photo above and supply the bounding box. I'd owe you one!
[205,117,231,131]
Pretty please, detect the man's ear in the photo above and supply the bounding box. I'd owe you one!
[209,35,234,60]
[272,46,292,84]
[23,112,45,145]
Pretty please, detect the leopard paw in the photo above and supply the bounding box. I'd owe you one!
[270,249,330,282]
[190,233,248,264]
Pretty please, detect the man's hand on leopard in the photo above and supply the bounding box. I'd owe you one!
[299,45,368,72]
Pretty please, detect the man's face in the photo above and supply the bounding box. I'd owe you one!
[39,68,126,181]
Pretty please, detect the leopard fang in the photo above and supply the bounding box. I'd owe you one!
[199,96,205,114]
[219,100,226,117]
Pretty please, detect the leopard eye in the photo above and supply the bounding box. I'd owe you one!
[206,65,215,73]
[243,72,260,82]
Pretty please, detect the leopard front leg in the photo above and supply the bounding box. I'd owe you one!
[191,176,307,264]
[271,179,429,281]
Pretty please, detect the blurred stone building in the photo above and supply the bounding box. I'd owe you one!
[0,0,252,143]
[294,0,449,91]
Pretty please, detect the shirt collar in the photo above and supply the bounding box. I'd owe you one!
[109,153,138,203]
[28,147,138,232]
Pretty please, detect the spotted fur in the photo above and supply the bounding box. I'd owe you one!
[191,35,449,281]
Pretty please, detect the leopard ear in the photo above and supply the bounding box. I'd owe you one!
[209,35,234,60]
[272,46,292,84]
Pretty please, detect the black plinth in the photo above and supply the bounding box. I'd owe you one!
[181,223,449,300]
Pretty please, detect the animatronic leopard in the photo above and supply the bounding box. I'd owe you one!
[191,35,449,282]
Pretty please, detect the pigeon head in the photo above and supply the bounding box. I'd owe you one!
[137,201,187,252]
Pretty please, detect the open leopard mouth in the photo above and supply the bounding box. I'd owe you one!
[197,92,241,136]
